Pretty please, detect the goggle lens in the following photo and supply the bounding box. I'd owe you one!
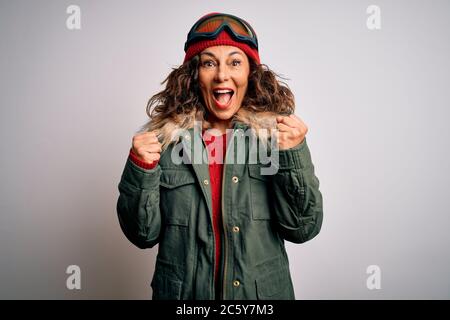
[194,15,254,39]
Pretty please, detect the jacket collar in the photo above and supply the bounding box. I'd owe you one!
[143,107,281,151]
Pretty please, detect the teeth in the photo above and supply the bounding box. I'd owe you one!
[213,89,233,94]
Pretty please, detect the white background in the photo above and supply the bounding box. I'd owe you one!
[0,0,449,299]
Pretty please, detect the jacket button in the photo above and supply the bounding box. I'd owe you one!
[233,280,240,287]
[184,134,191,141]
[232,176,239,183]
[232,226,240,233]
[203,179,209,185]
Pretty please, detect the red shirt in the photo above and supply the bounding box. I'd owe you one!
[202,130,228,289]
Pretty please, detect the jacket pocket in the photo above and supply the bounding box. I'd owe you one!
[159,169,195,265]
[151,259,183,300]
[248,165,271,220]
[160,169,196,226]
[255,268,292,300]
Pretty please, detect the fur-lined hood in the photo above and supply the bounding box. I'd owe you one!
[142,107,284,151]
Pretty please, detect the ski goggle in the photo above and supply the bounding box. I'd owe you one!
[184,13,259,52]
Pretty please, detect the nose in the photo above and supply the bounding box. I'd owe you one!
[214,64,230,83]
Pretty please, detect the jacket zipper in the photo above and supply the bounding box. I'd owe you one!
[221,128,237,300]
[220,159,228,300]
[206,129,229,300]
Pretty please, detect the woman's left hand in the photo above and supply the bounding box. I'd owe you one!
[276,114,308,150]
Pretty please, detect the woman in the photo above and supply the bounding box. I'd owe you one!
[117,12,323,300]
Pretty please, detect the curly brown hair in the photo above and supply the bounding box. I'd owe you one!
[145,55,295,128]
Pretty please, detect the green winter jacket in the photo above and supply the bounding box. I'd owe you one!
[116,109,323,300]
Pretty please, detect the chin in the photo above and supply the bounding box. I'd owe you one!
[216,109,236,119]
[210,106,240,121]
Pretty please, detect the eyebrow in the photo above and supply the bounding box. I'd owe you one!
[200,51,243,59]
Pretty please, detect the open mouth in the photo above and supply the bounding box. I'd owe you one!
[212,88,235,108]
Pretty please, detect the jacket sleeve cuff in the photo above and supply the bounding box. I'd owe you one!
[128,148,159,170]
[122,158,161,190]
[277,138,313,170]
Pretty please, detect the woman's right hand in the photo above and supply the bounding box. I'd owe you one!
[131,131,162,164]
